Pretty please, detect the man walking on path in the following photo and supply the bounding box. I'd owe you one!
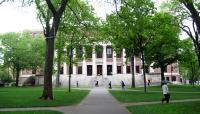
[121,81,125,90]
[161,81,170,103]
[109,81,112,89]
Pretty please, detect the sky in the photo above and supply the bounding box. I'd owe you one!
[0,0,187,38]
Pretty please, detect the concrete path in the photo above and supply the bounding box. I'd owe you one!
[68,87,130,114]
[1,87,200,114]
[0,87,130,114]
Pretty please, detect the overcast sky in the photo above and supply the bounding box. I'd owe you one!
[0,0,187,38]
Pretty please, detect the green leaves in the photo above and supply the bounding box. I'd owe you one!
[0,32,45,72]
[145,12,181,68]
[105,0,155,57]
[179,38,200,82]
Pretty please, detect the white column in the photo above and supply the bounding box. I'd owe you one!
[141,56,143,74]
[123,49,126,74]
[82,47,87,76]
[103,45,107,76]
[73,49,76,75]
[63,62,67,75]
[113,51,117,75]
[92,47,96,76]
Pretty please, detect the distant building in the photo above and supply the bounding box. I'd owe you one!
[20,41,183,87]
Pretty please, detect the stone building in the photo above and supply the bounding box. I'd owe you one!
[19,41,183,87]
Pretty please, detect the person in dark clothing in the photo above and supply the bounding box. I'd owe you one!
[121,81,125,90]
[109,81,112,89]
[95,81,98,87]
[147,80,151,86]
[76,81,79,87]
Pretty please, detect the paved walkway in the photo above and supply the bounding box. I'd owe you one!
[0,87,130,114]
[1,87,200,114]
[68,87,130,114]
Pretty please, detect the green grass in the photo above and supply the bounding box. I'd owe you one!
[129,85,200,92]
[110,90,200,103]
[0,110,63,114]
[127,101,200,114]
[0,87,89,108]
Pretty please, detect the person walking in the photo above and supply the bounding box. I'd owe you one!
[161,81,170,103]
[147,80,151,86]
[121,81,125,90]
[108,81,112,89]
[76,81,79,87]
[95,81,99,87]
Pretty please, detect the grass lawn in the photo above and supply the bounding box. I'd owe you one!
[110,90,200,103]
[0,110,63,114]
[127,101,200,114]
[0,87,89,108]
[129,85,200,92]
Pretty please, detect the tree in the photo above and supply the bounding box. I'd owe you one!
[35,0,68,100]
[57,0,99,91]
[0,32,44,86]
[28,34,45,75]
[105,0,155,92]
[145,12,181,83]
[164,0,200,66]
[179,38,200,86]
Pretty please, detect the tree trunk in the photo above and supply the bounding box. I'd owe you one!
[131,51,135,88]
[15,68,20,87]
[141,50,147,93]
[160,65,165,82]
[40,0,68,100]
[68,38,73,93]
[183,2,200,66]
[191,62,195,87]
[40,37,55,100]
[56,50,61,87]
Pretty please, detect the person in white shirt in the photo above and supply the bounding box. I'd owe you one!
[161,81,170,103]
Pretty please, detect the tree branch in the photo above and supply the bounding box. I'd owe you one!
[0,0,6,5]
[45,0,56,15]
[67,3,81,24]
[58,0,68,15]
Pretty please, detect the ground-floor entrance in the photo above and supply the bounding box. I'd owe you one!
[97,65,102,76]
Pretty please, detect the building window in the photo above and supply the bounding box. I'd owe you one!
[106,46,113,58]
[67,46,73,58]
[126,66,131,74]
[116,50,122,58]
[76,47,83,58]
[164,66,167,72]
[85,46,92,58]
[97,65,102,75]
[145,67,149,73]
[107,65,112,75]
[117,66,122,74]
[136,65,140,73]
[166,77,169,81]
[32,69,36,74]
[77,66,82,74]
[87,65,92,76]
[96,46,103,58]
[172,76,176,81]
[60,66,63,74]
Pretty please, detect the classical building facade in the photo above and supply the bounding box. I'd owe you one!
[20,42,182,87]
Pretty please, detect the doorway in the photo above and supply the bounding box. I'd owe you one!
[97,65,102,76]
